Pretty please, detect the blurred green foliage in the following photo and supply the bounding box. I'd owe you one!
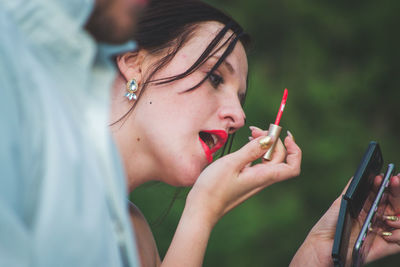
[131,0,400,265]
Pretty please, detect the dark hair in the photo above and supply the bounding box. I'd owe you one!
[116,0,250,118]
[135,0,250,86]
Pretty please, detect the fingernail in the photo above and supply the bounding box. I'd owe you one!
[248,136,254,141]
[381,231,392,236]
[259,136,272,149]
[287,130,295,142]
[384,215,399,222]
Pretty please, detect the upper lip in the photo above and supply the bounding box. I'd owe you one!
[199,130,228,163]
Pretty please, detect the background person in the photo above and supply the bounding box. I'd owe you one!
[0,0,147,266]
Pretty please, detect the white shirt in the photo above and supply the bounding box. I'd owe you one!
[0,0,139,266]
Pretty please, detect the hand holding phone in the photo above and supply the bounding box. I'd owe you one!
[332,141,383,266]
[352,163,396,266]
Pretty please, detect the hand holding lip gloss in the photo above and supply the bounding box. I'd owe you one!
[263,88,288,160]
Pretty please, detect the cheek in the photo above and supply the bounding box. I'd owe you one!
[134,97,185,146]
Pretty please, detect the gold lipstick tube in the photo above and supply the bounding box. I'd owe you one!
[263,123,282,160]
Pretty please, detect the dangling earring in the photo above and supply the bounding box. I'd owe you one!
[125,79,138,101]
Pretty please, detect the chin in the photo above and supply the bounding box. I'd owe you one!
[169,172,200,187]
[166,162,204,187]
[179,176,199,187]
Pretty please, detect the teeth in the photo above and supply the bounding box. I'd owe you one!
[199,132,221,151]
[211,134,218,147]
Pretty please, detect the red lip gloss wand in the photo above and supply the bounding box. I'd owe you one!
[274,88,288,126]
[263,88,288,160]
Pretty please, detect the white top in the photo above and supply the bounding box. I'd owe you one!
[0,0,139,266]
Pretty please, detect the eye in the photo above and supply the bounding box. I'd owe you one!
[208,72,224,88]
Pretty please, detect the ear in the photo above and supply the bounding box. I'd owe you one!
[116,50,147,86]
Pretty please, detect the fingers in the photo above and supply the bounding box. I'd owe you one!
[233,127,301,175]
[227,135,273,171]
[249,126,276,148]
[380,208,400,244]
[249,126,268,138]
[250,126,300,163]
[282,132,301,173]
[267,138,286,163]
[390,174,400,195]
[384,214,400,228]
[389,174,400,214]
[256,133,302,180]
[250,125,283,162]
[243,133,301,185]
[381,228,400,245]
[373,174,384,193]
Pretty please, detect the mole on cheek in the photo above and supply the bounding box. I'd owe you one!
[137,138,140,142]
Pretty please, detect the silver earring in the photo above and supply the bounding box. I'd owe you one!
[125,79,138,101]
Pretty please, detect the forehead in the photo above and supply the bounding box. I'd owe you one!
[182,22,248,88]
[187,22,248,66]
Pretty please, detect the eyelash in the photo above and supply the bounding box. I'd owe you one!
[208,72,224,88]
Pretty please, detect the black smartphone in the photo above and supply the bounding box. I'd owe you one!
[352,163,395,267]
[332,197,352,267]
[344,142,383,217]
[332,141,383,266]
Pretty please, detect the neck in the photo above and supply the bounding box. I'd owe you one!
[110,75,162,193]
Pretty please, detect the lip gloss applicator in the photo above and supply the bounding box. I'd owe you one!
[263,88,288,160]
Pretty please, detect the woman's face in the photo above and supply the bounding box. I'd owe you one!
[111,22,248,188]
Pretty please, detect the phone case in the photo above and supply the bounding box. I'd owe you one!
[332,197,352,267]
[344,141,383,218]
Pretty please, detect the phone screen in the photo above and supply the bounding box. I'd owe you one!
[352,163,395,267]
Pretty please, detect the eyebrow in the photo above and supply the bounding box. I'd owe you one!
[210,55,235,74]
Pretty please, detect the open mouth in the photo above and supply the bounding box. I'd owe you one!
[199,132,219,151]
[199,130,228,163]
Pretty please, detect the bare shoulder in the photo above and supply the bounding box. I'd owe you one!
[128,202,161,267]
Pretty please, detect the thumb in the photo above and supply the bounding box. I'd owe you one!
[340,177,354,196]
[227,135,273,171]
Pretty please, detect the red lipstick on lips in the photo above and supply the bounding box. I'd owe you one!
[199,130,228,164]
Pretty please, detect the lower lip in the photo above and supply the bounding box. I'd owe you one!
[199,137,213,164]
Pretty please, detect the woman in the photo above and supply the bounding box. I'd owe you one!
[110,0,400,266]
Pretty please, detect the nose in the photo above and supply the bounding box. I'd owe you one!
[218,97,246,134]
